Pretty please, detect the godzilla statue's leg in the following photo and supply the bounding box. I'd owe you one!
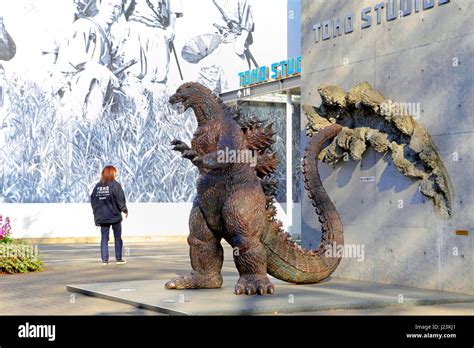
[231,237,275,295]
[223,189,275,295]
[165,201,224,289]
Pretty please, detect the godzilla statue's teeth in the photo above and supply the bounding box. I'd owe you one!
[170,101,186,114]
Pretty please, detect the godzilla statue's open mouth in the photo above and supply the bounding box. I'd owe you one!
[168,93,187,114]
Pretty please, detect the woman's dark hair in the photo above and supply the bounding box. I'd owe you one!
[100,165,117,183]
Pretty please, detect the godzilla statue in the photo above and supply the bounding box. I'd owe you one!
[166,82,343,295]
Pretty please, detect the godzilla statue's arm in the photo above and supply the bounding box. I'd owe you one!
[172,136,236,170]
[194,134,237,170]
[171,139,196,160]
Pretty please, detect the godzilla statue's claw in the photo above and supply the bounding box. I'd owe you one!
[165,276,188,289]
[164,280,177,289]
[182,149,198,160]
[234,275,275,296]
[235,284,244,295]
[171,139,190,153]
[173,144,190,152]
[191,156,204,167]
[245,286,255,295]
[165,272,223,290]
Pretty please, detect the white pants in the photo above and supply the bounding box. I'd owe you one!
[122,21,170,84]
[57,67,114,122]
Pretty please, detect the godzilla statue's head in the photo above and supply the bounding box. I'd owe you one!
[169,82,222,124]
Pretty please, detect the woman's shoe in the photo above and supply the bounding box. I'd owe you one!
[102,261,108,266]
[116,260,127,265]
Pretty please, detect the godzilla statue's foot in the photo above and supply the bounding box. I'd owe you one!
[165,271,223,290]
[234,274,275,296]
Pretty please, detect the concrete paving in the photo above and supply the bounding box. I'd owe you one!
[67,276,474,316]
[0,242,195,315]
[1,242,474,315]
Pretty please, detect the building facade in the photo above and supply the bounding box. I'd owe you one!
[301,0,473,294]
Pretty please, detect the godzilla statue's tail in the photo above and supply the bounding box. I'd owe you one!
[262,124,344,284]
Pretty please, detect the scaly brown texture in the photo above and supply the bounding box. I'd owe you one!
[166,82,343,295]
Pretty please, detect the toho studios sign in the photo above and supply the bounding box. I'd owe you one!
[238,56,301,88]
[312,0,450,43]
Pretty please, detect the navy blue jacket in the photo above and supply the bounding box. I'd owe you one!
[90,180,128,225]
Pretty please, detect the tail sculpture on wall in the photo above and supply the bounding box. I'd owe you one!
[304,82,452,218]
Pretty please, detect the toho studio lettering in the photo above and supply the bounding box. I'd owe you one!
[312,0,450,43]
[238,56,301,88]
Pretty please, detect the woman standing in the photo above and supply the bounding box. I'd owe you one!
[91,165,128,265]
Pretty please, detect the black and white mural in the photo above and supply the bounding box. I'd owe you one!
[0,0,287,203]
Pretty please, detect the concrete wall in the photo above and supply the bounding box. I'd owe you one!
[301,0,473,294]
[1,202,293,241]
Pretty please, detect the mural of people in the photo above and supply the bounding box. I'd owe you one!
[0,16,15,61]
[121,0,183,90]
[195,0,256,94]
[0,16,15,110]
[0,0,287,204]
[38,1,78,91]
[53,0,125,121]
